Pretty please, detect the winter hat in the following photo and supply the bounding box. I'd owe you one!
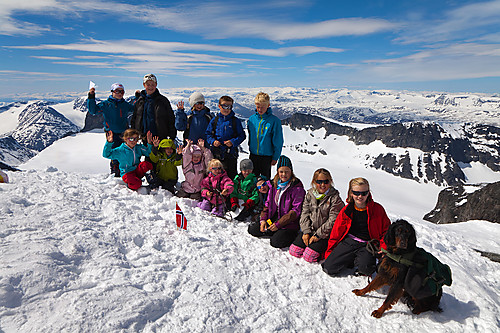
[143,74,157,83]
[189,92,205,107]
[159,139,175,149]
[256,175,268,183]
[110,83,124,91]
[276,155,292,171]
[191,144,203,156]
[240,158,254,171]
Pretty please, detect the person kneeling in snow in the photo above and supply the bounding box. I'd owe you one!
[176,139,213,201]
[248,155,305,248]
[230,159,259,221]
[289,168,344,263]
[103,129,156,191]
[148,138,182,194]
[198,159,234,217]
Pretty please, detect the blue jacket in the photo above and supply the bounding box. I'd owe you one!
[205,111,246,159]
[247,107,283,161]
[175,107,212,143]
[102,141,152,176]
[87,95,133,133]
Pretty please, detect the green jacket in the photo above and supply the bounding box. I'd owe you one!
[230,173,259,203]
[149,148,182,181]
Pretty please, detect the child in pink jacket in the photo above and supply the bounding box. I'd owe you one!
[176,139,213,201]
[197,159,234,217]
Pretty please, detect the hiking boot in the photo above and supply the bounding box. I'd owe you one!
[235,208,251,221]
[145,171,159,188]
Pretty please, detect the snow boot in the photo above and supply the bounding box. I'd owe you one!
[145,170,160,189]
[235,208,251,221]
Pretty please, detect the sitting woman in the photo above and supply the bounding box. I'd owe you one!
[321,177,391,277]
[248,155,305,248]
[289,168,345,263]
[198,159,234,217]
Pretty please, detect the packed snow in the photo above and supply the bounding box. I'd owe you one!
[1,126,499,332]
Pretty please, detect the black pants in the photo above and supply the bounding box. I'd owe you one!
[221,156,238,180]
[248,222,298,248]
[108,131,123,173]
[321,237,376,276]
[292,231,329,254]
[157,179,177,194]
[250,153,273,180]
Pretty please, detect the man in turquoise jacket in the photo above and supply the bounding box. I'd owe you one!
[247,92,284,179]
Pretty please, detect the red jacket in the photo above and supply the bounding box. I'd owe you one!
[324,200,391,259]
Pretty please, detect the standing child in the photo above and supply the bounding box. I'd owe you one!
[175,92,212,145]
[247,92,283,179]
[198,159,234,217]
[248,155,305,248]
[289,168,345,263]
[87,83,134,177]
[176,139,213,201]
[205,96,246,180]
[230,159,259,221]
[103,129,155,191]
[148,138,183,194]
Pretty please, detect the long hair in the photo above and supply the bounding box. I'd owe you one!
[346,177,372,203]
[206,158,224,173]
[311,168,333,188]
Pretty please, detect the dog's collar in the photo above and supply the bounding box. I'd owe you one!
[381,248,424,268]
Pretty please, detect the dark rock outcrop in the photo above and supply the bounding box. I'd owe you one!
[424,181,500,224]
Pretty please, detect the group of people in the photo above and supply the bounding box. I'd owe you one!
[88,74,391,277]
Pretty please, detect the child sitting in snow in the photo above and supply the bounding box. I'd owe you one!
[289,168,345,263]
[148,138,183,194]
[251,176,270,222]
[103,129,155,191]
[176,139,213,201]
[198,159,234,217]
[230,159,259,221]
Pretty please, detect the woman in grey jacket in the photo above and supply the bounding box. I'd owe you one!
[289,168,345,263]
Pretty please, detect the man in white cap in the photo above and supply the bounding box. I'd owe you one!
[87,82,135,176]
[131,74,176,141]
[175,91,212,146]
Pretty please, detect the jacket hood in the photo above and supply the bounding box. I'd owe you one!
[159,139,175,149]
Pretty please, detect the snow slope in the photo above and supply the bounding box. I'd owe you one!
[0,129,499,332]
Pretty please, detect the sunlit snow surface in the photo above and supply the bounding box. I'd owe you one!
[0,128,499,332]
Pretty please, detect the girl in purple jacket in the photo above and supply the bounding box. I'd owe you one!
[248,155,306,248]
[197,159,234,217]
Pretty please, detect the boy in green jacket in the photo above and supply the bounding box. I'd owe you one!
[149,139,182,194]
[230,159,259,221]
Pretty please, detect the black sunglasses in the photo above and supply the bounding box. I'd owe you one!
[352,190,369,196]
[315,179,330,185]
[195,101,205,105]
[113,90,125,94]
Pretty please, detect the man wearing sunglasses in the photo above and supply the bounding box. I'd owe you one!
[87,83,135,177]
[131,74,176,141]
[205,95,246,179]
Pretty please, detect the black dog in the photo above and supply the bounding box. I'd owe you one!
[352,219,447,318]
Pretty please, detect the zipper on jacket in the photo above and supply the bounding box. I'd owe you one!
[257,115,263,154]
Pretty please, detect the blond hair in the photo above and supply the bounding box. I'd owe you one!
[207,158,224,173]
[254,92,270,106]
[311,168,333,188]
[346,177,372,203]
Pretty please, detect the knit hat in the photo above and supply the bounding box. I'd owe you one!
[143,74,157,83]
[240,158,254,171]
[276,155,292,171]
[191,145,203,156]
[110,83,124,91]
[159,139,175,149]
[189,92,205,107]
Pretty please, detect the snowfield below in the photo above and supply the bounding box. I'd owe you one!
[0,129,499,332]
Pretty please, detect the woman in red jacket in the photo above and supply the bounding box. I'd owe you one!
[321,177,390,277]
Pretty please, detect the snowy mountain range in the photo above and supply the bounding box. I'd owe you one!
[1,87,499,332]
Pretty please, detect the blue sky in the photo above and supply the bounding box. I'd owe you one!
[1,0,500,100]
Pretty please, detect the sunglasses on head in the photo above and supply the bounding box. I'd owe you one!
[113,90,125,94]
[315,179,330,185]
[352,190,369,196]
[127,137,138,142]
[220,104,232,110]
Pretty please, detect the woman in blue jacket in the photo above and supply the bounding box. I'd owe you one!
[87,83,134,176]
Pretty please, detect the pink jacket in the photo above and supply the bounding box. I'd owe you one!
[181,145,213,194]
[201,171,234,205]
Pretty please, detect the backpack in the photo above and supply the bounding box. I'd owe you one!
[403,247,453,299]
[183,112,212,141]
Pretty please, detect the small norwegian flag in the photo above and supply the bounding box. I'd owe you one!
[176,202,187,230]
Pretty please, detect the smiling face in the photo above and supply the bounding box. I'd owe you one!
[314,173,331,194]
[351,184,370,209]
[164,147,174,156]
[125,135,139,149]
[143,80,157,95]
[192,153,202,163]
[193,102,205,111]
[112,89,125,99]
[257,180,269,194]
[278,166,292,183]
[219,102,232,116]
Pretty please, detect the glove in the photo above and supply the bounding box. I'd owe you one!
[230,197,239,211]
[242,199,255,210]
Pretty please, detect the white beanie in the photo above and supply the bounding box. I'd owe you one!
[189,92,205,107]
[110,83,124,91]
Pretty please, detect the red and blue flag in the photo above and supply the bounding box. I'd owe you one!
[176,203,187,230]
